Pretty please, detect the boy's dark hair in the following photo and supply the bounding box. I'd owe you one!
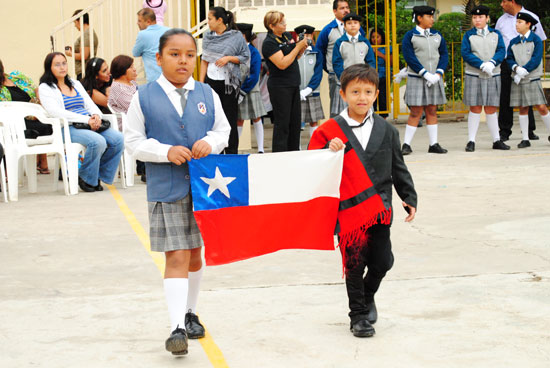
[340,64,379,92]
[110,55,134,79]
[159,28,196,54]
[332,0,349,10]
[39,52,74,90]
[138,8,157,22]
[72,9,89,25]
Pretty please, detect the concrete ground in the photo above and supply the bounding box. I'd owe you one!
[1,119,550,368]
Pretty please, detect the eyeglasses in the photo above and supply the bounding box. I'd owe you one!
[53,62,68,68]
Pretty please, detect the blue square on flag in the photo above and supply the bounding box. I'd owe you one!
[189,154,249,211]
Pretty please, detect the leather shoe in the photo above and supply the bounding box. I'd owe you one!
[185,310,205,339]
[350,319,375,337]
[428,143,448,154]
[78,177,96,192]
[95,180,103,191]
[465,141,475,152]
[528,133,539,140]
[141,174,147,183]
[548,136,550,143]
[401,143,412,155]
[500,135,510,142]
[492,140,510,150]
[517,140,531,148]
[165,326,188,355]
[366,301,378,324]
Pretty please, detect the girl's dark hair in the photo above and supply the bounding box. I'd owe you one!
[370,28,386,44]
[159,28,196,54]
[39,52,74,89]
[210,7,237,31]
[0,59,5,86]
[81,57,108,95]
[241,29,256,43]
[340,63,379,92]
[145,0,164,8]
[111,55,134,79]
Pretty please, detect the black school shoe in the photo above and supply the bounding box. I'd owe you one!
[165,326,188,355]
[529,133,539,140]
[350,319,375,338]
[95,180,103,191]
[185,310,205,339]
[78,177,96,192]
[465,141,475,152]
[365,301,378,325]
[401,143,412,155]
[517,140,531,148]
[428,143,448,154]
[492,140,510,150]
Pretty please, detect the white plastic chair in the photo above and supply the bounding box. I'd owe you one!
[0,102,69,201]
[108,104,135,187]
[0,122,9,202]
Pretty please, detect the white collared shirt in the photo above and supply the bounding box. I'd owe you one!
[416,25,430,36]
[521,30,531,41]
[336,18,345,35]
[340,108,374,150]
[496,7,547,52]
[476,25,489,36]
[346,32,360,42]
[125,74,230,162]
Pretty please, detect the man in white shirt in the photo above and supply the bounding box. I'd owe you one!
[496,0,547,141]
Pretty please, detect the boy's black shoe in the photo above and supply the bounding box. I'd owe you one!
[401,143,412,155]
[528,133,539,140]
[185,310,205,339]
[141,174,147,183]
[428,143,448,154]
[492,140,510,150]
[465,141,475,152]
[517,140,531,148]
[165,326,188,355]
[350,319,375,338]
[78,177,96,192]
[366,301,378,325]
[95,180,103,191]
[547,136,550,143]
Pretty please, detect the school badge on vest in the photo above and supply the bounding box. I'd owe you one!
[198,102,207,115]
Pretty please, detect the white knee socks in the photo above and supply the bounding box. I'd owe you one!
[164,278,189,331]
[186,266,203,314]
[404,125,417,145]
[541,112,550,133]
[237,126,243,137]
[486,113,500,142]
[253,121,264,153]
[427,124,438,146]
[519,115,529,140]
[467,112,480,142]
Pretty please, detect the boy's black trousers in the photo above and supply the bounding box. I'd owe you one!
[343,224,394,323]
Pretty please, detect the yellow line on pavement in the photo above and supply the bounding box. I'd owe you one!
[106,184,229,368]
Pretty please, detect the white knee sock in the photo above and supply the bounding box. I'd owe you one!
[541,112,550,132]
[164,278,189,331]
[519,115,529,140]
[403,125,417,145]
[467,112,480,142]
[253,121,264,152]
[427,124,438,146]
[186,266,203,314]
[309,125,318,137]
[237,126,243,137]
[486,112,500,142]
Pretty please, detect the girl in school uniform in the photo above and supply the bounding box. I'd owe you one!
[401,5,449,155]
[125,29,230,356]
[461,5,510,152]
[506,12,550,148]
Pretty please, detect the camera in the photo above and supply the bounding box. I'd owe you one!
[298,32,312,46]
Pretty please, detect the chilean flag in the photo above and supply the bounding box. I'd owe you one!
[188,150,344,265]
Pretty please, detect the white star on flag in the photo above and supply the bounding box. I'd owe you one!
[200,167,236,198]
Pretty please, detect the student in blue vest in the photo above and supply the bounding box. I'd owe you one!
[506,12,550,147]
[401,6,449,155]
[294,24,325,138]
[125,28,230,356]
[461,5,510,152]
[332,13,376,116]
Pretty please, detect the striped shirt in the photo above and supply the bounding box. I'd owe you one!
[62,89,88,116]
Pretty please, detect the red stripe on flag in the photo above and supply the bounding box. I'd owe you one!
[194,197,339,265]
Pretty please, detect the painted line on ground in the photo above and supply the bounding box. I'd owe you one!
[107,184,229,368]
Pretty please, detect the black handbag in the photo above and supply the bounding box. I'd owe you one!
[72,119,111,133]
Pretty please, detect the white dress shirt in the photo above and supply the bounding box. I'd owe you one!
[346,32,359,42]
[340,108,374,150]
[125,74,230,163]
[416,25,430,36]
[496,7,547,53]
[336,19,345,35]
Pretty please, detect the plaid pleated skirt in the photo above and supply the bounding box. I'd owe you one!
[148,195,202,252]
[463,74,501,107]
[405,75,447,106]
[238,91,267,120]
[510,79,547,107]
[301,95,325,122]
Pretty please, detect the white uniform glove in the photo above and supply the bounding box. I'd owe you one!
[515,66,529,77]
[480,62,495,75]
[300,87,312,101]
[393,68,408,83]
[423,72,440,86]
[513,74,523,85]
[237,89,246,104]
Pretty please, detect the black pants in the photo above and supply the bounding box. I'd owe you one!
[205,77,239,154]
[375,77,388,118]
[499,62,536,139]
[343,224,394,323]
[267,84,301,152]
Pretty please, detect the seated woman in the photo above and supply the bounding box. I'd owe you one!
[39,52,124,192]
[81,57,112,114]
[0,59,53,173]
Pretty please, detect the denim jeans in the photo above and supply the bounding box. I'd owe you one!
[67,126,124,186]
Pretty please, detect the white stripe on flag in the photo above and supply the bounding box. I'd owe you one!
[248,149,344,206]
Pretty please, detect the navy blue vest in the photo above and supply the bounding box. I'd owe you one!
[139,80,215,202]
